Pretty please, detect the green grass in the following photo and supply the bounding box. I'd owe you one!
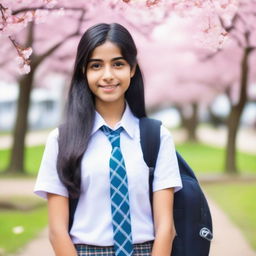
[1,142,255,176]
[0,197,47,255]
[0,145,45,176]
[203,182,256,250]
[176,142,256,174]
[25,145,45,175]
[0,149,9,172]
[0,131,11,136]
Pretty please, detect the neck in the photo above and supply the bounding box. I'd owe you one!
[95,99,126,128]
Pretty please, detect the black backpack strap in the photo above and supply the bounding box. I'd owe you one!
[139,117,161,204]
[139,118,198,183]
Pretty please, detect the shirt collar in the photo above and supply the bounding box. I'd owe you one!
[91,103,137,139]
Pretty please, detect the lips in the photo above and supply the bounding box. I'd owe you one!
[98,84,120,89]
[98,84,120,93]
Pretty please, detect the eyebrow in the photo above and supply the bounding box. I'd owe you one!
[88,57,125,62]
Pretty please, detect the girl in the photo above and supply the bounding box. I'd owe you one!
[34,23,182,256]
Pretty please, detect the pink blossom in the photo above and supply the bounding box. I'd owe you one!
[34,9,49,24]
[146,0,160,8]
[45,0,58,8]
[19,63,31,74]
[52,8,65,17]
[22,47,33,59]
[1,22,26,37]
[15,56,24,65]
[24,12,34,22]
[0,0,246,77]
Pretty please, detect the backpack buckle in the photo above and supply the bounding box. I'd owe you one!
[199,227,213,241]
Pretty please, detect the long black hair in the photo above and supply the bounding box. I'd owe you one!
[57,23,146,198]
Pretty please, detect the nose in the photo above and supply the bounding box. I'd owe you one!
[102,66,114,82]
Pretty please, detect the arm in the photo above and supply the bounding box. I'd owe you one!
[47,193,78,256]
[151,188,176,256]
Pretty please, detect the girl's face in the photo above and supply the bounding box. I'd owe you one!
[86,41,135,107]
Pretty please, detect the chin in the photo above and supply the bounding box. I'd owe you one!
[97,95,124,104]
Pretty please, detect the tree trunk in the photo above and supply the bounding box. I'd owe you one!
[208,106,226,127]
[7,70,34,173]
[6,22,35,174]
[188,103,198,141]
[5,21,78,174]
[225,47,252,174]
[225,105,243,173]
[178,103,198,141]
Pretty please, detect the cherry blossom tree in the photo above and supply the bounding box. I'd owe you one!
[142,0,256,174]
[0,0,180,173]
[0,0,238,173]
[1,1,87,173]
[1,0,237,74]
[140,13,232,141]
[216,0,256,173]
[182,0,256,173]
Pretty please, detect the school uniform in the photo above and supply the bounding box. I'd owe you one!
[34,104,182,256]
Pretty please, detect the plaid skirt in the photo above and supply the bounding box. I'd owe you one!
[75,241,153,256]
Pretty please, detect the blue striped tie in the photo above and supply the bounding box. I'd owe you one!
[101,125,133,256]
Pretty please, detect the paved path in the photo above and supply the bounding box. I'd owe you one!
[172,126,256,154]
[14,228,54,256]
[0,178,255,256]
[208,198,256,256]
[0,130,49,150]
[1,127,256,256]
[197,126,256,154]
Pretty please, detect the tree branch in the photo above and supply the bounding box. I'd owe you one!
[33,32,78,68]
[33,9,87,68]
[199,48,221,61]
[218,13,244,48]
[119,2,173,38]
[0,3,8,31]
[12,6,83,16]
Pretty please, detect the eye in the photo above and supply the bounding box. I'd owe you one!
[89,63,102,70]
[113,61,125,68]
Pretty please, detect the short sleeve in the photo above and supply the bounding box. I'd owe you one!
[153,125,182,193]
[34,128,68,199]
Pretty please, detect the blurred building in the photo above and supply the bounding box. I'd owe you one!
[0,81,64,131]
[211,94,256,127]
[0,81,255,132]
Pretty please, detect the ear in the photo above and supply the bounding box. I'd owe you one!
[130,64,136,78]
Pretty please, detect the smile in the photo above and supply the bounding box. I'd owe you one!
[98,84,120,91]
[99,84,120,88]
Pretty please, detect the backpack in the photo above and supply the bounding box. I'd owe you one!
[139,117,213,256]
[68,117,213,255]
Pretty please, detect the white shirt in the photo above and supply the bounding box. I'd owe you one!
[34,105,182,246]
